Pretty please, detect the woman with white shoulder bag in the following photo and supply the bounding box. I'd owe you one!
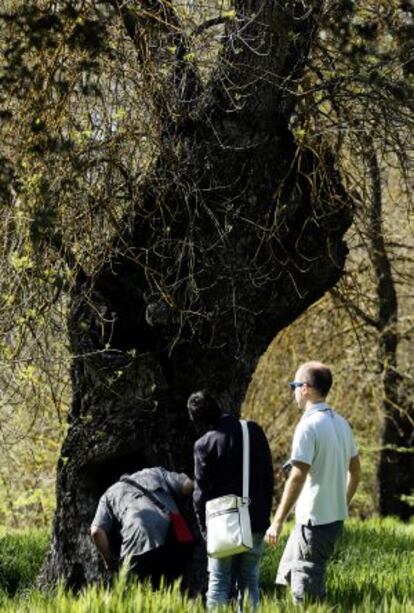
[187,390,274,611]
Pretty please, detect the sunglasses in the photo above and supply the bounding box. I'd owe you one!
[288,381,307,390]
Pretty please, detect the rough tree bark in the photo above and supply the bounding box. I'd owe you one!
[40,0,352,589]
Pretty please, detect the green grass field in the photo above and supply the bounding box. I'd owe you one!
[0,518,413,612]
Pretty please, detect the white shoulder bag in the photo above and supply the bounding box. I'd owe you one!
[205,419,253,558]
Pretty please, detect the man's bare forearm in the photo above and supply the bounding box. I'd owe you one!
[265,463,309,546]
[91,526,116,570]
[272,471,306,525]
[347,455,361,505]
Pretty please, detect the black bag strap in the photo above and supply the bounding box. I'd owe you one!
[119,476,169,515]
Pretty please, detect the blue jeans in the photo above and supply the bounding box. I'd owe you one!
[206,533,264,611]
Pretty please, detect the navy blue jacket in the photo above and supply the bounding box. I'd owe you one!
[193,414,274,536]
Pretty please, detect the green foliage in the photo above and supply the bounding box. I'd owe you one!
[0,520,413,611]
[0,528,49,597]
[0,386,67,528]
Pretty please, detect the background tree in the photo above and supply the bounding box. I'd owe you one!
[309,0,414,517]
[247,0,414,519]
[246,159,414,521]
[330,137,414,518]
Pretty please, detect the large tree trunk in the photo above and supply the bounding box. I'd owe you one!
[41,1,352,589]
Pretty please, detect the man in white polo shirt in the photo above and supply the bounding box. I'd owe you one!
[265,361,361,604]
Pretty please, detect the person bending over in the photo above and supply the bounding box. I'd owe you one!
[91,466,193,588]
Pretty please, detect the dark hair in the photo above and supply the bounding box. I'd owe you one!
[302,363,333,396]
[187,390,222,425]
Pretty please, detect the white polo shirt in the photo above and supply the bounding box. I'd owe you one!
[291,402,358,526]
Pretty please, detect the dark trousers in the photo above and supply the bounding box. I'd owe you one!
[127,532,193,589]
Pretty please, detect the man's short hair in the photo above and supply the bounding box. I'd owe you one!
[301,362,333,396]
[187,390,222,425]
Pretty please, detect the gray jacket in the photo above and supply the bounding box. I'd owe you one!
[92,466,188,560]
